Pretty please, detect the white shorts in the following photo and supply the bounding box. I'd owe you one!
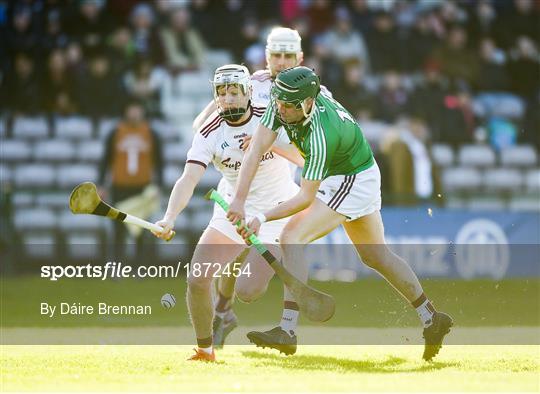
[208,203,288,244]
[316,162,381,222]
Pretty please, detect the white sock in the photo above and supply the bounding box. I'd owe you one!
[416,299,435,328]
[279,308,299,335]
[198,346,213,354]
[215,310,227,319]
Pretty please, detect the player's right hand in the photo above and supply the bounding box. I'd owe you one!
[152,219,174,240]
[227,198,245,227]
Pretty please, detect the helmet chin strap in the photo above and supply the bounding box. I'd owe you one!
[220,100,251,122]
[301,99,316,126]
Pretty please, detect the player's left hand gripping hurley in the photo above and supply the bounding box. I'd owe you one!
[205,188,335,322]
[69,182,175,241]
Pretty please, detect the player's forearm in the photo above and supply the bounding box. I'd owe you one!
[272,145,305,168]
[264,191,312,222]
[163,174,197,222]
[234,125,277,202]
[234,147,261,202]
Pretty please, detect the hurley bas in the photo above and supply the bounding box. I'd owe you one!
[41,302,152,317]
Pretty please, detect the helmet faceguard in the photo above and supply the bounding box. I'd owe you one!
[212,64,252,122]
[271,66,320,125]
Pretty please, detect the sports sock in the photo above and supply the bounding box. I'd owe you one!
[197,336,213,353]
[279,301,299,335]
[412,293,436,327]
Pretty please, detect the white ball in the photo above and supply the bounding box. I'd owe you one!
[161,293,176,309]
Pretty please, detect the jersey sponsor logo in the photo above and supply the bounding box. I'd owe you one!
[220,141,230,149]
[220,152,275,171]
[221,157,242,171]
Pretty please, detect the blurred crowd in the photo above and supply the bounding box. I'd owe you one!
[1,0,538,140]
[0,0,539,207]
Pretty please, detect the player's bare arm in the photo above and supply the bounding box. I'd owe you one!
[153,163,205,239]
[271,144,304,167]
[227,123,277,223]
[241,178,319,240]
[240,135,304,167]
[192,100,216,131]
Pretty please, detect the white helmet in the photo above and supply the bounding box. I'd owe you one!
[212,64,252,122]
[266,27,302,54]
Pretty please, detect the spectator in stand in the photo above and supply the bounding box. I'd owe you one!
[347,0,374,35]
[280,0,304,25]
[234,17,260,63]
[129,3,164,64]
[477,37,509,92]
[365,10,402,73]
[107,26,135,77]
[309,35,342,93]
[6,6,39,57]
[466,0,497,48]
[411,60,449,140]
[374,70,411,123]
[40,9,69,55]
[306,0,335,35]
[439,83,477,147]
[382,116,443,206]
[320,6,370,72]
[1,52,42,115]
[123,57,167,118]
[64,41,87,80]
[404,11,440,72]
[189,0,220,48]
[507,36,540,101]
[431,24,479,87]
[77,53,124,119]
[160,7,206,72]
[495,0,539,50]
[43,48,77,115]
[98,100,163,263]
[335,60,375,120]
[66,0,110,56]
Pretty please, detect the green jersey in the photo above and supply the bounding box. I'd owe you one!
[261,91,374,181]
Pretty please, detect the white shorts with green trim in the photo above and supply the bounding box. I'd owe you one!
[316,162,381,222]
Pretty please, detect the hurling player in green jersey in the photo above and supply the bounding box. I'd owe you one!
[227,66,453,361]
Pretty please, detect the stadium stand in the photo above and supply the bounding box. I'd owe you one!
[1,0,538,263]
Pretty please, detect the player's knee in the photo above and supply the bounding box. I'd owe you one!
[279,228,307,245]
[235,284,266,303]
[187,274,211,294]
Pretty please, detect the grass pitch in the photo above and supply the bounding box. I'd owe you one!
[2,344,539,392]
[2,277,539,391]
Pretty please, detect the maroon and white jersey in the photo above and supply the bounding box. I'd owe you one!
[251,70,273,106]
[186,105,298,213]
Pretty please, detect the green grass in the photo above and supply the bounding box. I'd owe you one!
[2,277,539,391]
[1,344,539,392]
[2,276,539,327]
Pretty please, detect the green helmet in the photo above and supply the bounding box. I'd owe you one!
[271,66,321,107]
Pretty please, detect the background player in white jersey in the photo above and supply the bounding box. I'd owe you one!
[153,64,302,362]
[192,27,304,130]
